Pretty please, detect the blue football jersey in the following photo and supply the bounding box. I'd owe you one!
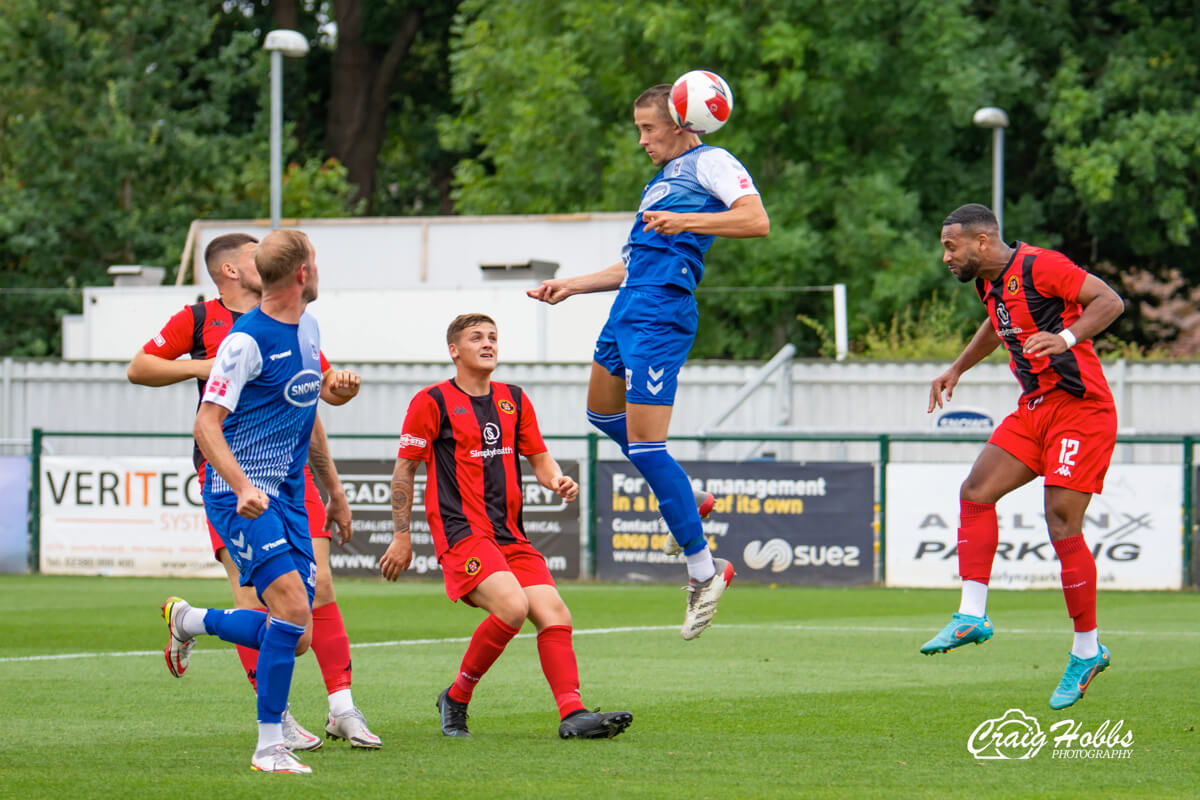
[200,308,322,497]
[622,144,759,292]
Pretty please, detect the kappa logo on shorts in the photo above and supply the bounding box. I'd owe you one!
[465,557,481,576]
[1055,465,1073,478]
[498,399,516,415]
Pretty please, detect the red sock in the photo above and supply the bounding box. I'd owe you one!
[310,601,353,694]
[957,499,999,584]
[537,625,587,719]
[236,645,259,690]
[1053,535,1097,631]
[235,607,268,690]
[449,615,520,704]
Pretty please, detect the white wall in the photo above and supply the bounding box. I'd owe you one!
[66,214,634,361]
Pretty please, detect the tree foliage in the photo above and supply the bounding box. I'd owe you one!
[443,0,1200,358]
[0,0,361,355]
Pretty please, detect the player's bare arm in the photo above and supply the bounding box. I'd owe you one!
[641,194,770,238]
[126,349,213,386]
[308,413,352,545]
[526,451,579,502]
[320,368,361,405]
[526,262,626,305]
[193,401,268,518]
[929,319,1003,412]
[1023,274,1125,358]
[380,457,419,580]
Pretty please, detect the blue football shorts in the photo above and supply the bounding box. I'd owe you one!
[204,487,316,606]
[593,285,699,406]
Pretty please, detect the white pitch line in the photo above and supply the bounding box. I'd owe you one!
[1,622,1196,665]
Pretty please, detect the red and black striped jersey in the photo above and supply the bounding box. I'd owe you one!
[141,298,330,468]
[397,379,548,556]
[975,242,1112,404]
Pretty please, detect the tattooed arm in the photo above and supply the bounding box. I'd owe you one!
[308,413,352,545]
[380,457,419,580]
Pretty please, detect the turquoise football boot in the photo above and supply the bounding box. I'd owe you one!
[1049,644,1110,710]
[920,612,994,654]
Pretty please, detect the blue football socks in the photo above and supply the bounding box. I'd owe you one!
[587,409,630,457]
[627,441,706,554]
[204,608,269,649]
[256,617,305,724]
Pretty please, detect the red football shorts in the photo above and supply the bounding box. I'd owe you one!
[201,463,327,559]
[439,534,555,604]
[989,390,1117,494]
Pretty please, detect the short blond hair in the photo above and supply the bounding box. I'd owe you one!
[255,229,311,287]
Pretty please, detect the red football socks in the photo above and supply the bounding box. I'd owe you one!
[1053,534,1098,632]
[311,601,353,695]
[449,615,521,704]
[957,499,999,584]
[537,625,587,719]
[235,607,268,689]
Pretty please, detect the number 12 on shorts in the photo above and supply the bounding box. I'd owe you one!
[1058,438,1079,466]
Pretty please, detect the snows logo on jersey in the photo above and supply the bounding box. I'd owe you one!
[283,369,322,407]
[638,183,671,212]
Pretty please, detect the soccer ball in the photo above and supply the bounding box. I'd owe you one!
[668,70,734,135]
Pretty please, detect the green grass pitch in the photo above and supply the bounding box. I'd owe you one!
[0,575,1196,799]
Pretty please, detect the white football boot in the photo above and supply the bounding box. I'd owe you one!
[325,707,382,749]
[681,558,736,640]
[250,744,312,774]
[160,596,196,678]
[282,706,323,752]
[662,490,716,556]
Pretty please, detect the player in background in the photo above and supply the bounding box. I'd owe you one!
[129,233,380,751]
[527,83,769,640]
[379,314,633,740]
[922,204,1125,710]
[159,229,348,773]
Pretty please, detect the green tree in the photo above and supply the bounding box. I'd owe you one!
[0,1,360,356]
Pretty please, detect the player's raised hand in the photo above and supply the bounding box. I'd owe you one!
[324,487,353,545]
[235,486,269,519]
[527,279,572,305]
[928,369,961,413]
[324,369,361,401]
[549,475,578,502]
[379,534,413,581]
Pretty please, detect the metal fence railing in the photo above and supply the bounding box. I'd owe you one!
[26,429,1197,586]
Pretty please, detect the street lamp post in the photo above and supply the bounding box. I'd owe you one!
[972,106,1009,239]
[263,30,310,230]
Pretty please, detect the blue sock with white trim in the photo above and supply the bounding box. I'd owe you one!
[256,617,305,724]
[587,409,630,457]
[627,441,705,553]
[204,608,268,649]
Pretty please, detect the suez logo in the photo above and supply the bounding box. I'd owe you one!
[967,708,1134,760]
[742,538,861,572]
[283,369,322,407]
[910,508,1147,563]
